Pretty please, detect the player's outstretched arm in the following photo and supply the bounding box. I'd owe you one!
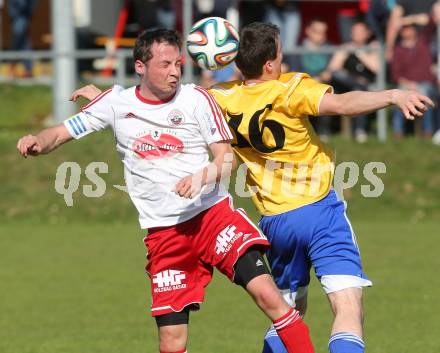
[174,141,237,199]
[318,89,434,120]
[17,124,73,158]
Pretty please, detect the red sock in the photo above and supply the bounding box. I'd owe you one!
[160,349,186,353]
[273,308,315,353]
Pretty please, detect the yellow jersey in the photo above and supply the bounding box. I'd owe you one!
[209,72,335,215]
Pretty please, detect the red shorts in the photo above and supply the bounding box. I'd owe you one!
[144,196,269,316]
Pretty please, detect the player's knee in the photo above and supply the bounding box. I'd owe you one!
[246,274,288,314]
[233,248,270,288]
[329,287,363,319]
[253,280,286,312]
[156,309,190,351]
[234,249,288,314]
[155,308,190,328]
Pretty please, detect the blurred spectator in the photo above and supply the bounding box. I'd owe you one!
[337,0,369,43]
[366,0,396,41]
[301,18,331,84]
[7,0,38,77]
[300,17,333,140]
[131,0,175,30]
[239,0,265,28]
[385,0,437,60]
[194,0,233,21]
[390,24,436,139]
[264,0,301,51]
[199,62,241,88]
[157,1,175,29]
[327,19,380,142]
[73,0,100,74]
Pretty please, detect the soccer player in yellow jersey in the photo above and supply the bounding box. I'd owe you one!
[73,23,433,353]
[209,22,433,353]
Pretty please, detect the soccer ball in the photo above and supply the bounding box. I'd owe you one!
[186,17,239,71]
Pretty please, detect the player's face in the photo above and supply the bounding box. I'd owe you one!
[137,42,182,98]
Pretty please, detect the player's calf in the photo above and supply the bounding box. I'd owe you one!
[158,325,187,353]
[328,287,363,337]
[234,250,315,353]
[156,309,190,353]
[327,288,365,353]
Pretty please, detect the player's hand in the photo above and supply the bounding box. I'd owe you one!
[391,90,435,120]
[174,175,203,199]
[16,135,43,158]
[70,84,102,102]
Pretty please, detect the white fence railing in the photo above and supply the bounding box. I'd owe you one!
[4,0,425,141]
[0,43,389,140]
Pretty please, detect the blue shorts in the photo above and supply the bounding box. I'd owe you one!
[259,190,371,303]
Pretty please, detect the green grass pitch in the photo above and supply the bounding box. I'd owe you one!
[1,222,439,353]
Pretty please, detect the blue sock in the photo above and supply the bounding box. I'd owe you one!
[262,326,288,353]
[329,332,365,353]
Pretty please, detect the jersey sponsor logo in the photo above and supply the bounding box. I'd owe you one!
[152,270,187,293]
[167,109,185,126]
[132,131,184,160]
[215,225,251,255]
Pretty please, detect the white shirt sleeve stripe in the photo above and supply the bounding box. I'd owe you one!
[81,88,113,111]
[195,86,231,140]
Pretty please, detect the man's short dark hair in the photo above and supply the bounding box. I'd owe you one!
[306,17,328,28]
[235,22,280,79]
[352,17,369,29]
[133,29,182,63]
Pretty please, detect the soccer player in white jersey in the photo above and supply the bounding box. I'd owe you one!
[17,29,316,353]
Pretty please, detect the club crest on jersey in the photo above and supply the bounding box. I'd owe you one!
[133,131,184,160]
[152,270,187,293]
[167,109,185,126]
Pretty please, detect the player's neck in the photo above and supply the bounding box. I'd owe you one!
[244,71,279,86]
[244,75,277,86]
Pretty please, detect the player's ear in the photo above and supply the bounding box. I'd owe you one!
[134,60,146,76]
[265,60,274,74]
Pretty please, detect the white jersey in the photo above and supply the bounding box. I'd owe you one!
[64,84,233,229]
